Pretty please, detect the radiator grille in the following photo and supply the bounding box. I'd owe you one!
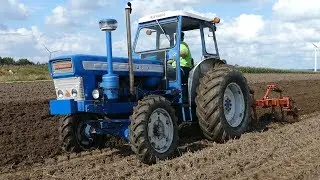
[53,77,85,101]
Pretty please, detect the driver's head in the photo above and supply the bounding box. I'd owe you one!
[180,32,185,41]
[175,32,185,42]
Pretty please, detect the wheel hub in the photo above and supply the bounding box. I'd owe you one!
[77,122,94,146]
[224,98,232,113]
[148,108,173,153]
[153,119,165,138]
[223,83,245,128]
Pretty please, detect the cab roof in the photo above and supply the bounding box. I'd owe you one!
[138,11,213,23]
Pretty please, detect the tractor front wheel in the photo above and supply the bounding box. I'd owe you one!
[195,64,250,142]
[129,95,179,164]
[59,113,102,153]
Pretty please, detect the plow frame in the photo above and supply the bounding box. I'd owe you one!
[251,84,298,121]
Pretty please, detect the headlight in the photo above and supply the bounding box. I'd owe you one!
[57,90,64,99]
[71,89,77,97]
[92,89,100,99]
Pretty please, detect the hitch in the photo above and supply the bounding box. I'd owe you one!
[251,84,299,122]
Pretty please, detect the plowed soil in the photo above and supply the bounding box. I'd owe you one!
[1,74,320,180]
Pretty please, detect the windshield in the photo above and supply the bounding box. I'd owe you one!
[135,21,177,53]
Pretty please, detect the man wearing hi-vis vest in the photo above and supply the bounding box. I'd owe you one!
[168,32,193,84]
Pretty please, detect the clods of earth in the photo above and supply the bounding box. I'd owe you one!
[1,74,320,179]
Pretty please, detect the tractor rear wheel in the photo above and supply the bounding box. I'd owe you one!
[59,113,102,153]
[129,95,178,164]
[195,64,250,142]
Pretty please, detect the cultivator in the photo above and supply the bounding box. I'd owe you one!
[250,84,299,122]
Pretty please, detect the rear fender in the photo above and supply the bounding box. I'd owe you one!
[188,59,226,105]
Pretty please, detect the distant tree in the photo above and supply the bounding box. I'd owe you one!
[0,57,15,65]
[15,58,34,65]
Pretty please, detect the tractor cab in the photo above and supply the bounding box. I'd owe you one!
[133,11,222,98]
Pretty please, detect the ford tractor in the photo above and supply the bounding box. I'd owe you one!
[48,3,298,164]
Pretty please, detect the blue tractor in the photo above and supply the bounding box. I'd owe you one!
[49,3,251,164]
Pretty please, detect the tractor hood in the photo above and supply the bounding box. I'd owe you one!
[49,54,164,78]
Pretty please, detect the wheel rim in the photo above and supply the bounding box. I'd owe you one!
[76,120,94,148]
[223,83,245,128]
[147,108,174,153]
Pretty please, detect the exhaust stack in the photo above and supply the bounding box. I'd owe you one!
[125,2,135,96]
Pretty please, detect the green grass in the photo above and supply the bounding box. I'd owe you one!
[0,64,318,83]
[236,66,318,74]
[0,65,50,82]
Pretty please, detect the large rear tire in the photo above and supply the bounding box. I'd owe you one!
[129,95,179,164]
[59,113,102,153]
[195,64,250,142]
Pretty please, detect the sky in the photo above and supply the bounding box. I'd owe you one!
[0,0,320,69]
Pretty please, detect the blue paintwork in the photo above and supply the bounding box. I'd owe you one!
[100,75,119,100]
[106,31,114,74]
[49,55,163,103]
[85,102,136,114]
[100,31,120,100]
[84,119,130,141]
[132,18,182,93]
[51,99,137,115]
[49,55,163,78]
[49,14,219,140]
[97,119,130,141]
[50,99,77,115]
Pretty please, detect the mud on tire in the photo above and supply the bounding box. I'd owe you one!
[129,95,179,164]
[195,64,250,142]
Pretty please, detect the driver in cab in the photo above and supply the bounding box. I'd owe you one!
[168,32,193,83]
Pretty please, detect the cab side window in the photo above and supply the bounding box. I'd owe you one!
[203,26,217,55]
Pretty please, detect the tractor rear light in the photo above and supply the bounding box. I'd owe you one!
[71,89,77,97]
[57,90,64,99]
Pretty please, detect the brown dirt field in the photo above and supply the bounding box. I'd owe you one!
[0,74,320,179]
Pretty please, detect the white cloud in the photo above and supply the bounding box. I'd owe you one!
[70,0,109,12]
[273,0,320,21]
[0,25,105,63]
[129,0,273,17]
[45,6,75,27]
[0,0,28,21]
[130,0,209,17]
[2,0,320,69]
[0,26,43,59]
[111,6,316,69]
[218,14,265,41]
[179,4,320,69]
[45,0,113,27]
